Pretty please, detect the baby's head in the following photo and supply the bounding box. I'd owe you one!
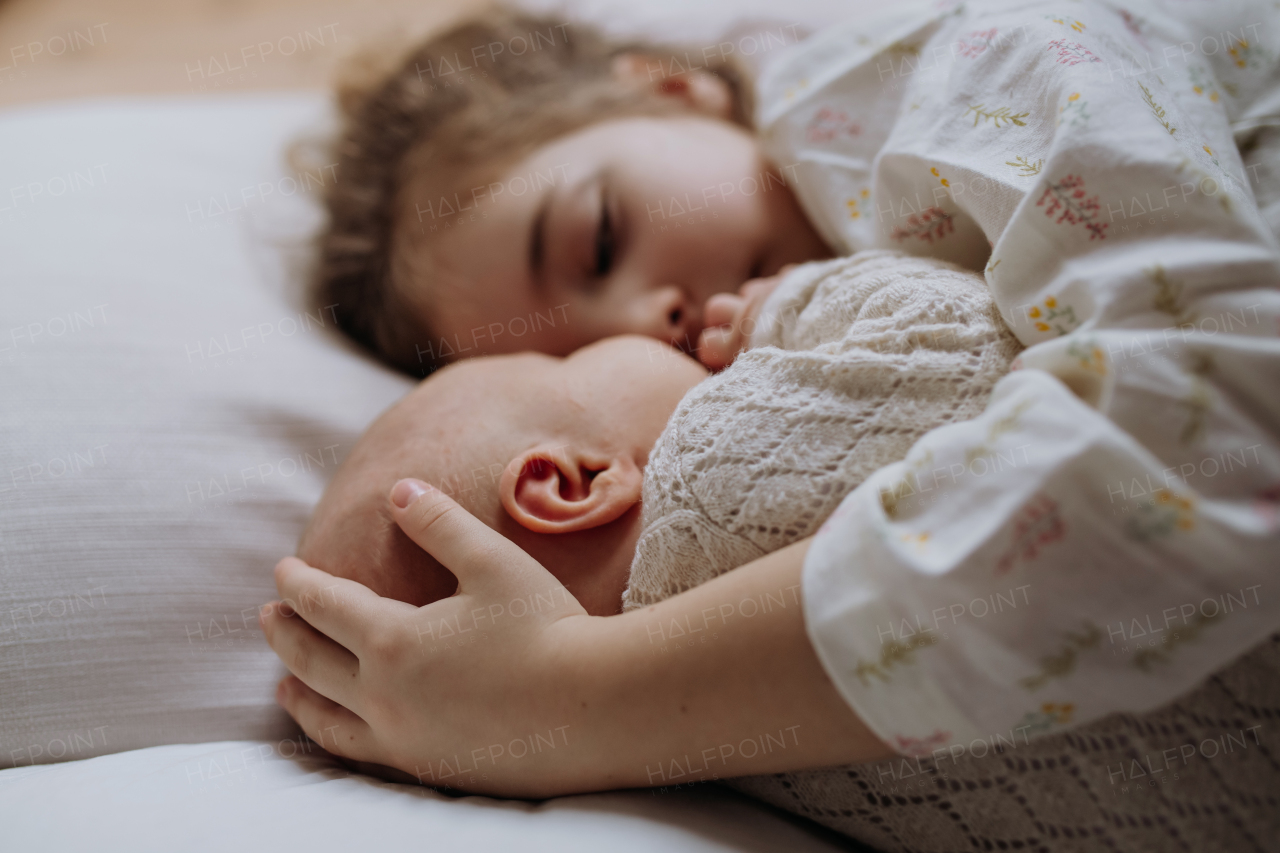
[315,7,828,376]
[299,336,707,615]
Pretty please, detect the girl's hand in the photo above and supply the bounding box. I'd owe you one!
[261,479,597,798]
[264,478,893,798]
[696,266,793,370]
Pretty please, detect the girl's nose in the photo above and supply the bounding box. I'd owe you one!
[645,286,700,352]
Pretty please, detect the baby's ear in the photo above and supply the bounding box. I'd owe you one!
[611,53,734,120]
[500,443,642,534]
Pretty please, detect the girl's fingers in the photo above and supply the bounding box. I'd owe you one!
[273,557,415,655]
[261,597,362,712]
[389,480,544,594]
[697,325,739,370]
[276,676,385,766]
[703,292,743,327]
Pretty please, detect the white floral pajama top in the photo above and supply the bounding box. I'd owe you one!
[757,0,1280,756]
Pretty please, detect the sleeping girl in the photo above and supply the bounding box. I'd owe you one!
[313,7,830,375]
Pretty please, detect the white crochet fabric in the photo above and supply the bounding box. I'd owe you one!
[624,249,1022,610]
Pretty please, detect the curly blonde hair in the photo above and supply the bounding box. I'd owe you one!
[312,6,754,376]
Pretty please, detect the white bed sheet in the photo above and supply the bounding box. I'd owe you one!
[0,740,850,852]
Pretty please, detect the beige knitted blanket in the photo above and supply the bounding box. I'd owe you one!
[624,251,1280,852]
[624,249,1022,610]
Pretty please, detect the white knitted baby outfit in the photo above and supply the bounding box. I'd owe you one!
[623,251,1280,852]
[624,249,1022,610]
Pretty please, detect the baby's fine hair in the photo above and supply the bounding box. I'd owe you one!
[312,6,755,376]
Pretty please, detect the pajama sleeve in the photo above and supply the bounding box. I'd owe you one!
[757,0,1280,755]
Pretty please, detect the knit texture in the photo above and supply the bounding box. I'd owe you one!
[727,637,1280,853]
[624,249,1022,610]
[623,250,1280,851]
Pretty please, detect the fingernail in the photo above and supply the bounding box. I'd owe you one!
[391,478,429,509]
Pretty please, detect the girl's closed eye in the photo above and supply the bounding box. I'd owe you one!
[594,190,615,279]
[583,177,625,290]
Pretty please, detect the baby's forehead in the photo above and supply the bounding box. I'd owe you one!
[397,351,561,415]
[562,335,706,392]
[435,349,560,386]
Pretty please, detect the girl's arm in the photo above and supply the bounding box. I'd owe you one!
[572,535,895,792]
[261,480,893,799]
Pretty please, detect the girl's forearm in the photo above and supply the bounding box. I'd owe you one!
[568,538,894,792]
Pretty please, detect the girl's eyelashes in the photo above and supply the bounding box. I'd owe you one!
[592,189,616,279]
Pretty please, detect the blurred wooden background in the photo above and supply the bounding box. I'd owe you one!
[0,0,484,107]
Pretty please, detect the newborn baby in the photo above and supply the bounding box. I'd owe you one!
[300,250,1019,624]
[299,335,707,616]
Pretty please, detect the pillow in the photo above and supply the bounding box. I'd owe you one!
[0,93,413,768]
[514,0,864,72]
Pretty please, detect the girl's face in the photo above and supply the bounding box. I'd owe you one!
[397,115,830,362]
